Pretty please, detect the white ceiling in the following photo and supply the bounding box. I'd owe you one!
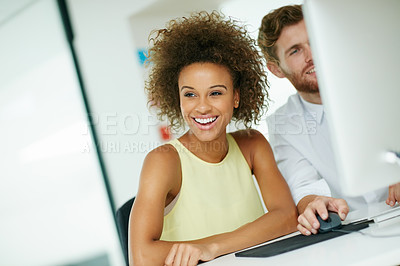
[134,0,230,16]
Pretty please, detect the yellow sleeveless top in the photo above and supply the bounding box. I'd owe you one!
[160,134,264,241]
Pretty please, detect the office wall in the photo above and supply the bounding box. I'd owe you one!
[67,0,162,209]
[0,0,124,265]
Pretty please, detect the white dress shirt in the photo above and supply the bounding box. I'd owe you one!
[267,93,387,211]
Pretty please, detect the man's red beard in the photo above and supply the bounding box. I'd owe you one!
[283,64,319,93]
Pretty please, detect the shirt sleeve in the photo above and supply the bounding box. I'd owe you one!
[267,125,331,205]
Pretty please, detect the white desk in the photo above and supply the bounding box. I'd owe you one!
[204,211,400,266]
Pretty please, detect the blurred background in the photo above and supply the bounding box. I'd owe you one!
[0,0,300,265]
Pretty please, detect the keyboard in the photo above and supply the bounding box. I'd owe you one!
[368,202,400,223]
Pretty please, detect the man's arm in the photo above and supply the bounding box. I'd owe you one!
[267,125,331,206]
[296,195,349,235]
[386,183,400,206]
[297,195,319,214]
[267,118,348,235]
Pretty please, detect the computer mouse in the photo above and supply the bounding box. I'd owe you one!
[316,212,342,233]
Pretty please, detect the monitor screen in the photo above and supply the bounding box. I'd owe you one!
[303,0,400,196]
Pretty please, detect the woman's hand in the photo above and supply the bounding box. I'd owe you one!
[164,243,216,266]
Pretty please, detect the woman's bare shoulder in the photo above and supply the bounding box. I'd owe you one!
[230,129,267,147]
[146,142,180,162]
[140,142,181,191]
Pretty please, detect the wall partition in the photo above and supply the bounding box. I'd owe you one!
[0,0,123,265]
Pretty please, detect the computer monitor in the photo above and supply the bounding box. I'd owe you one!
[303,0,400,197]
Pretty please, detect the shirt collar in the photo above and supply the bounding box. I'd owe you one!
[298,94,325,124]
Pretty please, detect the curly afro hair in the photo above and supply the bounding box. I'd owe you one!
[145,11,269,131]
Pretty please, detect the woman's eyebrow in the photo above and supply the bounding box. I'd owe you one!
[180,86,195,91]
[209,85,227,90]
[180,85,228,91]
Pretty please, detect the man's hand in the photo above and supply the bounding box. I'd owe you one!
[297,196,349,236]
[386,182,400,207]
[164,243,216,266]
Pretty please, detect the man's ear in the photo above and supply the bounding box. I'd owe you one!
[267,61,286,78]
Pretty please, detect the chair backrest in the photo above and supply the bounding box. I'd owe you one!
[115,197,135,266]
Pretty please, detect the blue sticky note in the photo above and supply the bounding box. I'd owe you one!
[137,49,148,65]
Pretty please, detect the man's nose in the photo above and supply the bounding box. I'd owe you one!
[305,45,314,62]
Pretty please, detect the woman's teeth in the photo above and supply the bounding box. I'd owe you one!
[194,117,217,124]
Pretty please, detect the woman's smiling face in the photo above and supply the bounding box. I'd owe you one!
[178,62,239,142]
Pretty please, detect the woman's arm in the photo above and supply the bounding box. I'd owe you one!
[129,144,182,265]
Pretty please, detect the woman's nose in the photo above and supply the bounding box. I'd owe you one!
[195,97,212,113]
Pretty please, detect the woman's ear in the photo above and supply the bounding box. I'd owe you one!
[234,90,240,108]
[267,61,286,78]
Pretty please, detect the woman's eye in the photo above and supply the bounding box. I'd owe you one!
[184,92,195,97]
[210,91,222,96]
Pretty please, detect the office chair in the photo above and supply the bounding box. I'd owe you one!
[115,197,135,266]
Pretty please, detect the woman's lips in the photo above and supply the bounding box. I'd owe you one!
[192,116,218,130]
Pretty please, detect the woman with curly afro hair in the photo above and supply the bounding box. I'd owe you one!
[129,11,297,265]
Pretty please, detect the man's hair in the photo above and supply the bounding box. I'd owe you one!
[145,11,268,131]
[258,5,303,64]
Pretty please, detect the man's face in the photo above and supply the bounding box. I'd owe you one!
[273,20,319,93]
